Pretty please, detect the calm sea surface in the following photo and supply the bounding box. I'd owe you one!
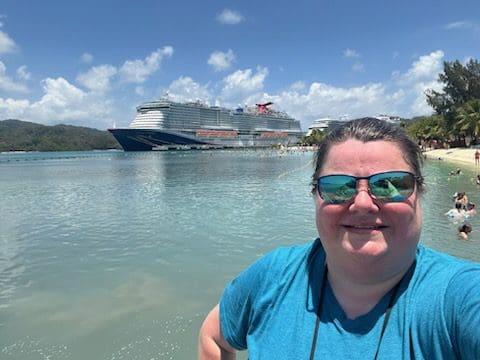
[1,149,480,359]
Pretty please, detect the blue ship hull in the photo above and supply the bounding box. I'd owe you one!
[108,129,210,151]
[108,128,300,151]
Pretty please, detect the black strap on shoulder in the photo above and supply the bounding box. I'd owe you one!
[309,265,328,360]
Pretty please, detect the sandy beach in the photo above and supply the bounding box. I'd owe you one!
[424,148,479,170]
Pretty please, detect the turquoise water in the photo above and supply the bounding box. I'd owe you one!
[1,150,479,359]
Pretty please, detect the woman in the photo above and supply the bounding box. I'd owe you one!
[198,118,480,359]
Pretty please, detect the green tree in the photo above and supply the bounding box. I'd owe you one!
[454,99,480,145]
[406,115,448,140]
[405,115,451,148]
[0,120,121,151]
[426,59,480,119]
[300,129,326,145]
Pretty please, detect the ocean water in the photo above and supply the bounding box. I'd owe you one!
[1,149,479,359]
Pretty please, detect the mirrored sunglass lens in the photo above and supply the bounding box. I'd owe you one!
[319,176,357,203]
[370,172,415,201]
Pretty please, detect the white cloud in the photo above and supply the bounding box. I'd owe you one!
[118,46,173,83]
[404,50,444,82]
[278,82,390,126]
[253,51,447,128]
[409,80,440,116]
[0,61,28,93]
[221,67,268,100]
[0,97,30,119]
[166,76,211,103]
[343,49,364,74]
[31,77,86,116]
[216,9,244,25]
[131,51,446,128]
[396,52,444,116]
[0,77,114,127]
[80,53,94,64]
[289,81,306,91]
[16,65,31,80]
[77,64,117,92]
[208,49,235,71]
[0,47,175,128]
[343,48,360,58]
[444,21,472,30]
[0,30,16,54]
[76,47,173,92]
[28,77,114,126]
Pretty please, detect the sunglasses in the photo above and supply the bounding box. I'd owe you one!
[316,171,419,204]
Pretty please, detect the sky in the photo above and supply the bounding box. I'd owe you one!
[0,0,479,131]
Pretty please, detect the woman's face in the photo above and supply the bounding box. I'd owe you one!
[315,139,422,275]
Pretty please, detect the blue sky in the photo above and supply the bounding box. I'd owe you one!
[0,0,479,131]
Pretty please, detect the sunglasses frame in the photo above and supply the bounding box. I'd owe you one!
[316,170,419,204]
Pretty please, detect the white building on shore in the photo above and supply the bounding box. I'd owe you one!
[306,114,402,136]
[374,114,402,124]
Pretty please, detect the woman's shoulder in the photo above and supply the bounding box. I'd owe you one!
[412,246,480,342]
[263,238,323,266]
[224,239,322,301]
[417,245,478,266]
[415,245,480,284]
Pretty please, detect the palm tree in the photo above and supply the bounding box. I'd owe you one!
[406,115,449,148]
[455,99,480,145]
[301,129,326,145]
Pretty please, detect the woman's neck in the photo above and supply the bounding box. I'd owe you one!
[325,259,412,319]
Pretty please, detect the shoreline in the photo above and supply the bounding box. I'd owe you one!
[424,148,479,171]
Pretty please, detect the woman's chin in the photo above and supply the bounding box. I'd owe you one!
[343,239,388,258]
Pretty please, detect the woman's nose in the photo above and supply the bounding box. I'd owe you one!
[350,182,378,211]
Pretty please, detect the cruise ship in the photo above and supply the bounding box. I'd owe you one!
[306,117,348,136]
[108,98,303,151]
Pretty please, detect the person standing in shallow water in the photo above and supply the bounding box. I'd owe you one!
[198,118,480,359]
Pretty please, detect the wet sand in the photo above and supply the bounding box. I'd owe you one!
[424,148,479,170]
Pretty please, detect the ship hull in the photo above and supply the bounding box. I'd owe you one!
[108,128,300,151]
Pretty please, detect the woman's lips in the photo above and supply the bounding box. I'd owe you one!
[342,223,388,232]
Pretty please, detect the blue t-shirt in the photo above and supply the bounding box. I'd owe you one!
[220,239,480,359]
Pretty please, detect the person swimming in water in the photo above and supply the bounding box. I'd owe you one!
[458,223,473,240]
[445,202,466,223]
[454,191,469,210]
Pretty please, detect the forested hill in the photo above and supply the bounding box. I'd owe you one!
[0,119,122,152]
